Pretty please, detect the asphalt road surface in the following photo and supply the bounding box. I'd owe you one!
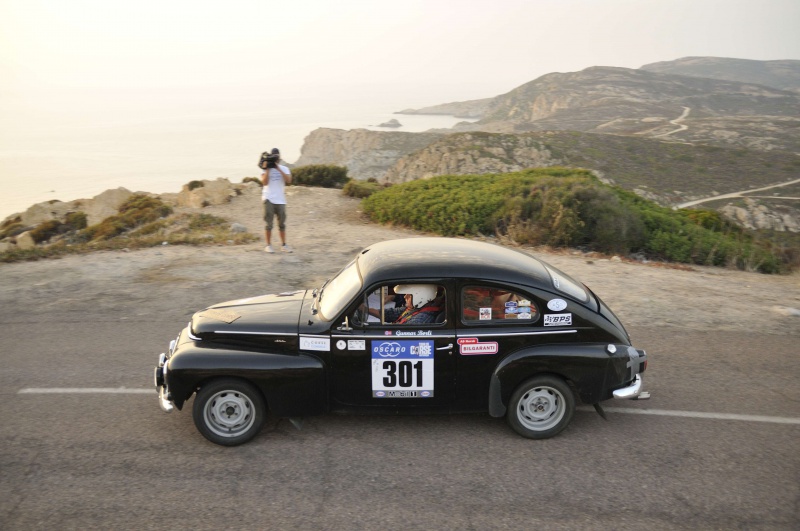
[1,280,798,529]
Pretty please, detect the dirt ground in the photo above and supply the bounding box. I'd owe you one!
[1,185,799,336]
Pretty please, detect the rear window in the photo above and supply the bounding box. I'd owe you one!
[461,286,539,323]
[545,265,588,302]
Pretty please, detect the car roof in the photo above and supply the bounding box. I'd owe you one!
[356,237,552,289]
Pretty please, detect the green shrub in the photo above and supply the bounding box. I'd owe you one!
[242,177,261,186]
[343,180,383,198]
[187,180,204,191]
[188,213,228,230]
[292,164,349,188]
[361,168,791,273]
[30,220,62,243]
[81,195,173,241]
[64,211,88,231]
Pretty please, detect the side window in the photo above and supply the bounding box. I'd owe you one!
[359,284,446,326]
[461,285,538,323]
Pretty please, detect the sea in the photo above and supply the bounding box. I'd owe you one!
[0,98,472,221]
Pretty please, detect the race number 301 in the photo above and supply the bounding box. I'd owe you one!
[371,340,434,398]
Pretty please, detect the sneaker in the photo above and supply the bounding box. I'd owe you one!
[264,245,275,253]
[281,244,293,253]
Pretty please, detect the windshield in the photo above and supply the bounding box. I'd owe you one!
[318,259,363,320]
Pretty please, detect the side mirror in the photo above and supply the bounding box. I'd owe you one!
[338,316,353,332]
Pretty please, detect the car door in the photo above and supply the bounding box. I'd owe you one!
[454,282,550,410]
[330,281,456,409]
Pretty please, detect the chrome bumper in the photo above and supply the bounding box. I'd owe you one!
[154,351,174,413]
[612,374,646,400]
[158,386,174,413]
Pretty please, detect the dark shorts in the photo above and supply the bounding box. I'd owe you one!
[264,200,287,231]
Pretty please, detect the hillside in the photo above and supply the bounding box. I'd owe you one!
[466,66,800,152]
[398,60,800,154]
[640,57,800,93]
[298,57,800,233]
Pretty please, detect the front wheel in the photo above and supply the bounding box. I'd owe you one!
[192,378,266,446]
[507,376,575,439]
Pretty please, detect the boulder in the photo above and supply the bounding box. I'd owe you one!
[176,178,237,208]
[0,241,13,253]
[19,201,75,226]
[16,231,36,250]
[84,188,134,226]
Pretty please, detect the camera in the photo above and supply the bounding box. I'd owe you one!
[266,153,280,169]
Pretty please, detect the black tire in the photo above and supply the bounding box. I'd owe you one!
[506,375,575,439]
[192,378,266,446]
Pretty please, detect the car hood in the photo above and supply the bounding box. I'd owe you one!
[190,290,307,338]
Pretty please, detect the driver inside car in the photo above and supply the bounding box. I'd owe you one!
[378,284,443,324]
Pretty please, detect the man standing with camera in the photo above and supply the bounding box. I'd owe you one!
[261,148,293,253]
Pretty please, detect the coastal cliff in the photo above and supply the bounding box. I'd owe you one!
[294,128,446,181]
[383,132,560,183]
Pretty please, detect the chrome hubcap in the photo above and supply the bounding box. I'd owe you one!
[204,390,255,437]
[516,386,565,431]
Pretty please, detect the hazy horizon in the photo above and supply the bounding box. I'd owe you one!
[2,0,799,219]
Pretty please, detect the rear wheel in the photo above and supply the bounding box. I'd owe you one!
[507,376,575,439]
[192,378,266,446]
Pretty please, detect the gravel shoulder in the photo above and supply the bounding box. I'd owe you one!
[1,185,798,336]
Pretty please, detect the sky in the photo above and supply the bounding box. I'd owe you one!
[2,0,799,112]
[0,0,799,219]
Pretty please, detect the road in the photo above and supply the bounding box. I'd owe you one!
[676,177,800,209]
[653,106,691,138]
[1,269,798,529]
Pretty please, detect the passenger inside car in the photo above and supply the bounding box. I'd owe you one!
[462,286,537,321]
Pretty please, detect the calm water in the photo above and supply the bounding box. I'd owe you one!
[0,100,469,220]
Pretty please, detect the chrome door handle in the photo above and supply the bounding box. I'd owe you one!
[436,343,453,350]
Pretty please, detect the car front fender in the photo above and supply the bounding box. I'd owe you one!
[166,347,326,417]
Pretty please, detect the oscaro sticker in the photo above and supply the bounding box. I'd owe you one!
[336,340,347,350]
[547,298,568,311]
[544,313,572,326]
[371,340,435,398]
[348,339,366,351]
[457,337,499,355]
[300,336,331,351]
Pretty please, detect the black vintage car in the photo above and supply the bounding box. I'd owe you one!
[154,237,648,446]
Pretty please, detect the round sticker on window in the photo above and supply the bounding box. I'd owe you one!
[547,298,567,311]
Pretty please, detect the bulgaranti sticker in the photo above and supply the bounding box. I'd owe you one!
[457,337,499,355]
[547,298,567,311]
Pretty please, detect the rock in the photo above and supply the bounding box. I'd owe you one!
[176,178,237,208]
[771,306,800,317]
[377,119,402,128]
[16,231,36,250]
[294,128,446,181]
[19,201,75,226]
[84,188,135,226]
[383,132,560,184]
[230,223,247,233]
[0,241,13,253]
[720,199,800,232]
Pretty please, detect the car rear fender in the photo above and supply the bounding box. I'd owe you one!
[487,344,611,417]
[166,347,326,417]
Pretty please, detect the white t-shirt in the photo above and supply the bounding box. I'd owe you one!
[262,164,291,204]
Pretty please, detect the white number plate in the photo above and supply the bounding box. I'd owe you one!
[370,340,434,398]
